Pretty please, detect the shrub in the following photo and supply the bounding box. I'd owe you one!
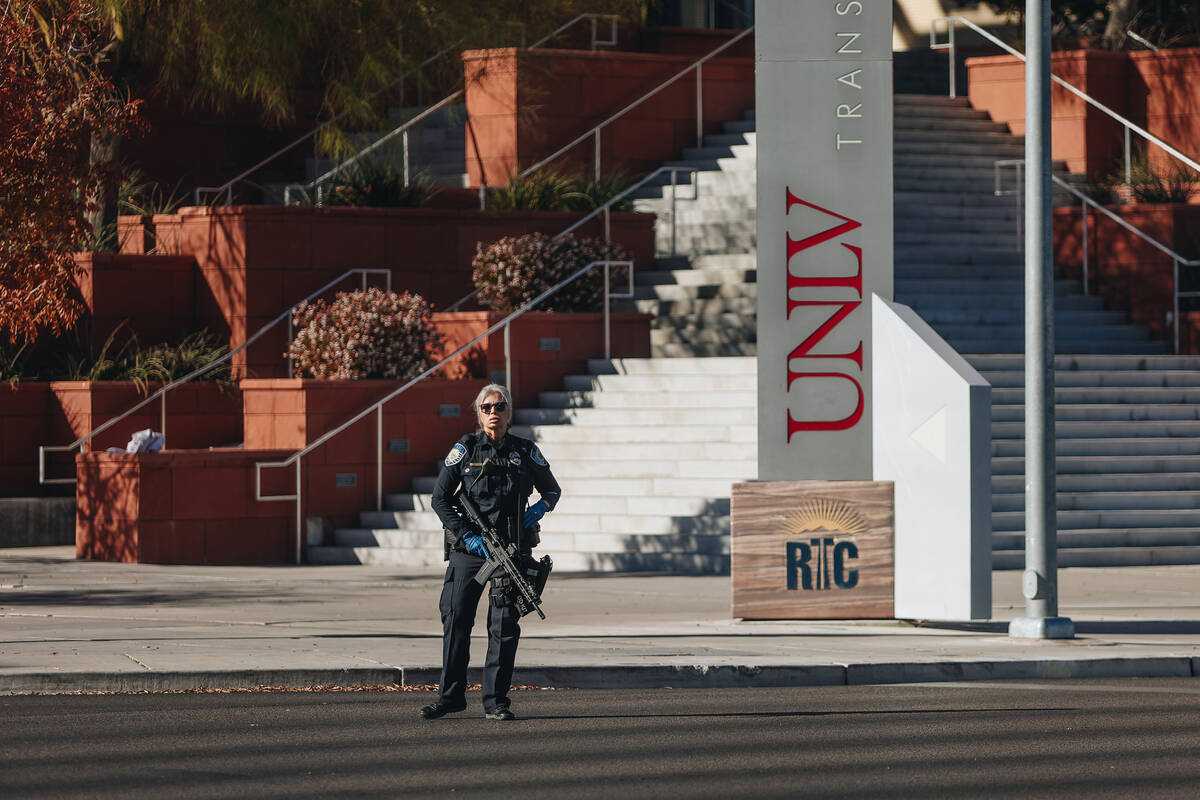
[287,288,442,379]
[488,168,633,212]
[472,233,631,313]
[313,158,430,208]
[1128,159,1199,204]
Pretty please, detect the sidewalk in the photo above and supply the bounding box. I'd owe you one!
[1,546,1198,694]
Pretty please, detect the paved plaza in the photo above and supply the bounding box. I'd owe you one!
[1,547,1198,693]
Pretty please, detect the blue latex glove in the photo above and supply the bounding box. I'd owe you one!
[523,500,548,528]
[462,531,489,558]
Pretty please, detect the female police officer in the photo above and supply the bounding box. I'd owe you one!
[421,383,561,721]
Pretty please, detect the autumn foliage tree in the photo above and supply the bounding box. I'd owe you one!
[0,2,142,343]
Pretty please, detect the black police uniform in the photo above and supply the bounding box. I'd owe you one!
[430,431,561,714]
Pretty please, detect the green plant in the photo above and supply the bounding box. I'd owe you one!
[570,169,635,212]
[53,324,230,393]
[488,167,581,211]
[1125,157,1200,204]
[85,169,187,253]
[58,322,137,383]
[318,158,431,208]
[488,168,634,212]
[472,232,631,313]
[288,288,442,379]
[0,341,30,385]
[133,329,230,385]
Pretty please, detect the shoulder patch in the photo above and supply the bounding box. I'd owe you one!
[444,443,467,467]
[530,446,548,467]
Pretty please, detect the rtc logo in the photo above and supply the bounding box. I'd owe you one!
[785,188,865,438]
[783,498,863,591]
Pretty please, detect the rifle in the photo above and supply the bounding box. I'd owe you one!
[456,487,548,620]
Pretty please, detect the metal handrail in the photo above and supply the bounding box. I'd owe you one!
[194,42,463,207]
[519,25,754,181]
[38,268,392,485]
[528,13,619,50]
[1054,178,1200,355]
[931,15,1200,185]
[441,164,699,313]
[994,159,1200,354]
[283,90,464,205]
[255,257,634,564]
[280,13,624,207]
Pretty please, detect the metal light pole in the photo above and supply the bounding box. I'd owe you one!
[1010,0,1074,640]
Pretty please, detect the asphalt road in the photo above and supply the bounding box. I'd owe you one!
[2,680,1199,799]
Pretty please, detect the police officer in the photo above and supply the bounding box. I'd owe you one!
[420,383,560,721]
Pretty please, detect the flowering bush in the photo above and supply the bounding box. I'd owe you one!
[287,288,443,380]
[472,233,631,313]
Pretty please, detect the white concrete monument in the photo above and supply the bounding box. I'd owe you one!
[872,295,993,620]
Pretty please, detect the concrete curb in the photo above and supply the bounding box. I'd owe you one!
[3,657,1197,694]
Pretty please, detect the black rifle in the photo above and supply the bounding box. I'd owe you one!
[456,488,547,620]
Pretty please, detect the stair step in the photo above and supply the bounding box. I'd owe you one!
[992,546,1200,569]
[993,508,1200,531]
[993,437,1200,457]
[993,489,1200,512]
[994,472,1200,492]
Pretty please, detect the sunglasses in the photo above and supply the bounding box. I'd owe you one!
[479,401,509,413]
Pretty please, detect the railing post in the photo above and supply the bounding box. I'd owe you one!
[604,261,611,360]
[1081,198,1089,295]
[594,129,601,181]
[948,22,957,99]
[403,130,410,188]
[1125,125,1133,188]
[376,404,383,512]
[696,63,704,148]
[670,168,679,257]
[295,459,303,565]
[160,392,167,448]
[504,324,513,400]
[1175,257,1182,355]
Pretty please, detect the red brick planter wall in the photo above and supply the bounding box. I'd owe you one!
[0,383,55,497]
[432,310,653,408]
[967,47,1200,179]
[4,382,241,498]
[1128,49,1200,175]
[73,253,199,347]
[49,382,242,453]
[139,206,655,378]
[241,378,489,532]
[1054,203,1200,350]
[463,46,753,186]
[76,449,295,564]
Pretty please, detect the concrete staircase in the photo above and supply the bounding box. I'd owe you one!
[265,103,467,203]
[310,93,1200,570]
[308,357,756,571]
[622,93,1196,568]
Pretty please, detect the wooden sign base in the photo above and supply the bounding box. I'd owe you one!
[731,480,894,620]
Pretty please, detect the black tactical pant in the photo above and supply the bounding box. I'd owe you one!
[438,551,521,712]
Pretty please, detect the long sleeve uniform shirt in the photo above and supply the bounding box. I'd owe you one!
[431,431,561,551]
